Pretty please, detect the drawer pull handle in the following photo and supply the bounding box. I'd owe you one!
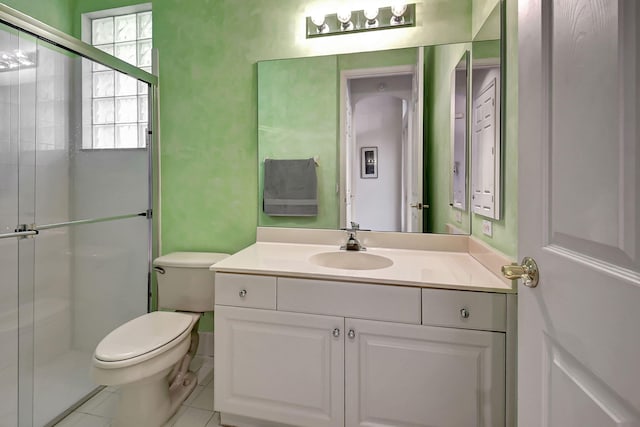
[332,328,340,338]
[460,308,470,319]
[239,289,247,298]
[347,329,356,339]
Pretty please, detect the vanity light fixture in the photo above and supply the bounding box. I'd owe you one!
[305,4,415,38]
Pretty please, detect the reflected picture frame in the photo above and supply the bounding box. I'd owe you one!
[360,146,378,178]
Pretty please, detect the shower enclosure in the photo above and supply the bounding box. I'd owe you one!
[0,5,158,426]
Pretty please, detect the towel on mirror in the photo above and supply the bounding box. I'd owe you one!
[263,158,318,216]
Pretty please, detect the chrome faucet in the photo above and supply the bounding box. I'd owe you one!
[341,222,366,251]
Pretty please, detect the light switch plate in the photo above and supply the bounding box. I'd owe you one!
[455,210,462,223]
[482,220,493,237]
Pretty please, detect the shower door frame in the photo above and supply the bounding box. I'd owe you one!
[0,3,160,425]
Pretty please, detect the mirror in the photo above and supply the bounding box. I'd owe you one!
[257,3,502,234]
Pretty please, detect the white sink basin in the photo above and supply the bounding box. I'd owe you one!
[309,251,393,270]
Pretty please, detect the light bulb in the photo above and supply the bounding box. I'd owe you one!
[391,3,408,17]
[364,7,379,21]
[310,13,326,27]
[336,7,354,31]
[390,3,407,25]
[336,8,351,24]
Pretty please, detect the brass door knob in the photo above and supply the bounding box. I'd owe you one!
[502,257,539,288]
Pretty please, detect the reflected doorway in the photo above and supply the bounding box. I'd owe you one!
[340,57,424,232]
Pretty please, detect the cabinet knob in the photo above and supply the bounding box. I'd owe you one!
[347,329,356,339]
[239,289,247,298]
[332,328,340,338]
[460,308,470,319]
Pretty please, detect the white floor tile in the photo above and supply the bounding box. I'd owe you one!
[54,412,110,427]
[183,385,205,407]
[172,407,214,427]
[76,389,119,418]
[188,386,214,412]
[163,406,188,427]
[205,412,222,427]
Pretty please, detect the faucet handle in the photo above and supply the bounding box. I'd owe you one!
[349,221,360,231]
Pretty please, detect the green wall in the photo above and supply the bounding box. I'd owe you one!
[257,56,339,229]
[3,0,75,35]
[3,0,517,335]
[424,43,471,235]
[146,0,471,259]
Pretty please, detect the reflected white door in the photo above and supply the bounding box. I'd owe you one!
[471,78,497,218]
[518,0,640,426]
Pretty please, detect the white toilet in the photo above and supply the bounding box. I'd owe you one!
[92,252,229,427]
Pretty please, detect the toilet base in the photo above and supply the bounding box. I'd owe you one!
[112,368,198,427]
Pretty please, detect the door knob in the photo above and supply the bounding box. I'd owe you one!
[502,257,539,288]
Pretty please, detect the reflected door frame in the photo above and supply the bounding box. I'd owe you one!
[339,64,423,232]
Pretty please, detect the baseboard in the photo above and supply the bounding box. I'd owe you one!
[197,331,214,357]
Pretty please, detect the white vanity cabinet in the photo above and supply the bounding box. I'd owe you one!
[214,272,511,427]
[215,306,345,427]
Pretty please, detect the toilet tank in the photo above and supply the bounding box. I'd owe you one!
[153,252,230,312]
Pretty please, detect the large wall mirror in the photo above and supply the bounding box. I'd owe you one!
[257,1,503,235]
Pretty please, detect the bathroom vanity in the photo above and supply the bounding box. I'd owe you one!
[211,228,516,427]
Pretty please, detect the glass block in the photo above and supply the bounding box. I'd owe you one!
[138,95,148,122]
[137,12,152,39]
[137,40,152,67]
[93,125,114,149]
[92,71,114,97]
[93,98,114,124]
[138,80,148,95]
[114,41,136,65]
[115,96,137,123]
[92,17,113,45]
[114,14,137,42]
[139,123,148,148]
[115,72,137,96]
[115,124,138,148]
[93,45,114,72]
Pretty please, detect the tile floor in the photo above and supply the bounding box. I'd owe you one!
[55,356,222,427]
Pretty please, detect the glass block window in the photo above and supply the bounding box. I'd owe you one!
[87,11,151,149]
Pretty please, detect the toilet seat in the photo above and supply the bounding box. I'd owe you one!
[94,311,199,369]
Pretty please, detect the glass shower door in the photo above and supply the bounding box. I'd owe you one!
[0,18,153,426]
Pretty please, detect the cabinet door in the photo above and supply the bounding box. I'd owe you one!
[345,319,505,427]
[214,306,344,427]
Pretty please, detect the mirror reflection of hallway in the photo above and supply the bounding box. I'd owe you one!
[343,69,421,232]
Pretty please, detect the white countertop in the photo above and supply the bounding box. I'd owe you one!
[211,241,515,293]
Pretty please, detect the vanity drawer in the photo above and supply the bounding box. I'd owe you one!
[422,289,506,332]
[215,273,276,310]
[278,278,421,324]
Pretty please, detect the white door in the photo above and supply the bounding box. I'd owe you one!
[518,1,640,426]
[406,47,424,232]
[472,77,498,219]
[344,318,505,427]
[214,306,345,427]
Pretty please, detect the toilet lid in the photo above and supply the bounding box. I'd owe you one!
[95,311,194,362]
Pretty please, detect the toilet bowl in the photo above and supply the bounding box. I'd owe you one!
[91,252,229,427]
